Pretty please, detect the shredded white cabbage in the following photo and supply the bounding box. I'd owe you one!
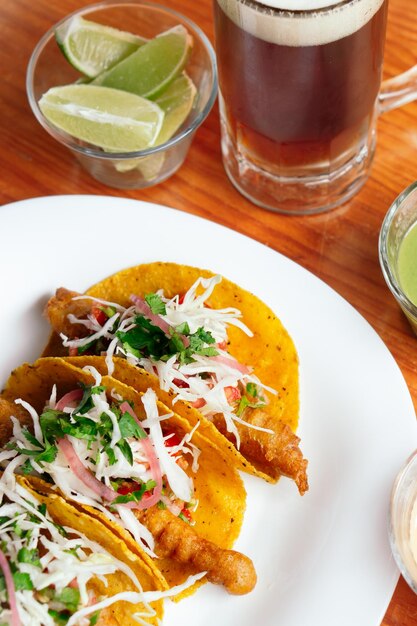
[0,369,200,559]
[0,476,150,626]
[66,275,276,446]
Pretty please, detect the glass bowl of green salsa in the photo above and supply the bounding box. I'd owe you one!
[379,181,417,334]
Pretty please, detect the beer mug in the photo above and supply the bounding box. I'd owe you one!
[213,0,417,214]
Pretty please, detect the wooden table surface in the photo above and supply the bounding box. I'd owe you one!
[1,0,417,623]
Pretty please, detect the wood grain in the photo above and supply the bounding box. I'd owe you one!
[1,0,417,624]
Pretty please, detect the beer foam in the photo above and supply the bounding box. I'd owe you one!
[217,0,386,46]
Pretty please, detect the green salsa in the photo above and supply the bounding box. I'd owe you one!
[398,221,417,305]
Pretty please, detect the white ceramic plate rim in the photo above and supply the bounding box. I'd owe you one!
[0,194,416,626]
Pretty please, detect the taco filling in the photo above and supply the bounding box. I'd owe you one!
[45,266,308,495]
[0,359,256,595]
[1,373,196,559]
[56,276,274,448]
[0,474,163,626]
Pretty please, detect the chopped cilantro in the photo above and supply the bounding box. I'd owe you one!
[21,428,43,449]
[74,384,96,414]
[76,340,96,355]
[112,480,156,505]
[116,439,133,466]
[116,316,171,359]
[91,385,106,396]
[193,327,216,345]
[175,321,190,335]
[100,305,116,318]
[38,503,47,517]
[116,314,219,365]
[20,458,34,475]
[119,412,146,439]
[145,293,167,315]
[236,393,266,417]
[64,545,82,559]
[48,609,71,625]
[17,547,41,568]
[103,444,117,466]
[60,415,97,441]
[89,611,101,625]
[55,586,81,611]
[246,382,258,398]
[12,571,34,591]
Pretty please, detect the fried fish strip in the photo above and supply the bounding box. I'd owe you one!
[213,410,308,495]
[45,287,93,339]
[137,507,256,595]
[0,396,32,443]
[45,288,308,494]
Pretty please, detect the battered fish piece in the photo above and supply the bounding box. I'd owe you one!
[0,358,255,597]
[0,396,32,443]
[44,287,308,494]
[213,409,308,495]
[137,507,256,595]
[45,287,93,340]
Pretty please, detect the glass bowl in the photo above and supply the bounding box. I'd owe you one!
[389,450,417,593]
[379,181,417,335]
[26,0,217,189]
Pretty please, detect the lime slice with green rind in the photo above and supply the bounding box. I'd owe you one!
[39,84,164,152]
[114,72,196,175]
[154,72,197,145]
[56,16,145,78]
[92,25,192,99]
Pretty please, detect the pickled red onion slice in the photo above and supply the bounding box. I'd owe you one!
[56,388,84,411]
[0,548,20,626]
[58,436,116,502]
[130,295,171,334]
[119,401,163,509]
[211,354,250,375]
[130,294,190,347]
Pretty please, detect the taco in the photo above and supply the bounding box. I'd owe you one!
[0,357,256,597]
[44,262,308,494]
[0,470,166,626]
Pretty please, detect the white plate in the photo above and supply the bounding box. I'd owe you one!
[1,194,416,626]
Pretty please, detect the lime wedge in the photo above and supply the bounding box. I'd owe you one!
[115,152,166,181]
[114,72,197,175]
[92,25,192,99]
[56,16,145,78]
[154,72,197,145]
[39,84,164,152]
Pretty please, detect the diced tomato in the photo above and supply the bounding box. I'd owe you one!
[192,398,206,409]
[91,306,107,326]
[180,507,193,522]
[178,293,185,305]
[164,432,181,449]
[164,431,189,469]
[172,377,190,389]
[225,386,241,404]
[69,346,78,357]
[117,481,141,495]
[217,340,227,350]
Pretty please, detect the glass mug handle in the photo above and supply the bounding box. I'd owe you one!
[378,65,417,113]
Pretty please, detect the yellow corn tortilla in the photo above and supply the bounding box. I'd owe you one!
[1,356,247,592]
[87,262,298,428]
[44,262,300,483]
[16,475,164,626]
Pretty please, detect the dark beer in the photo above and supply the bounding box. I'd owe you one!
[214,0,388,176]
